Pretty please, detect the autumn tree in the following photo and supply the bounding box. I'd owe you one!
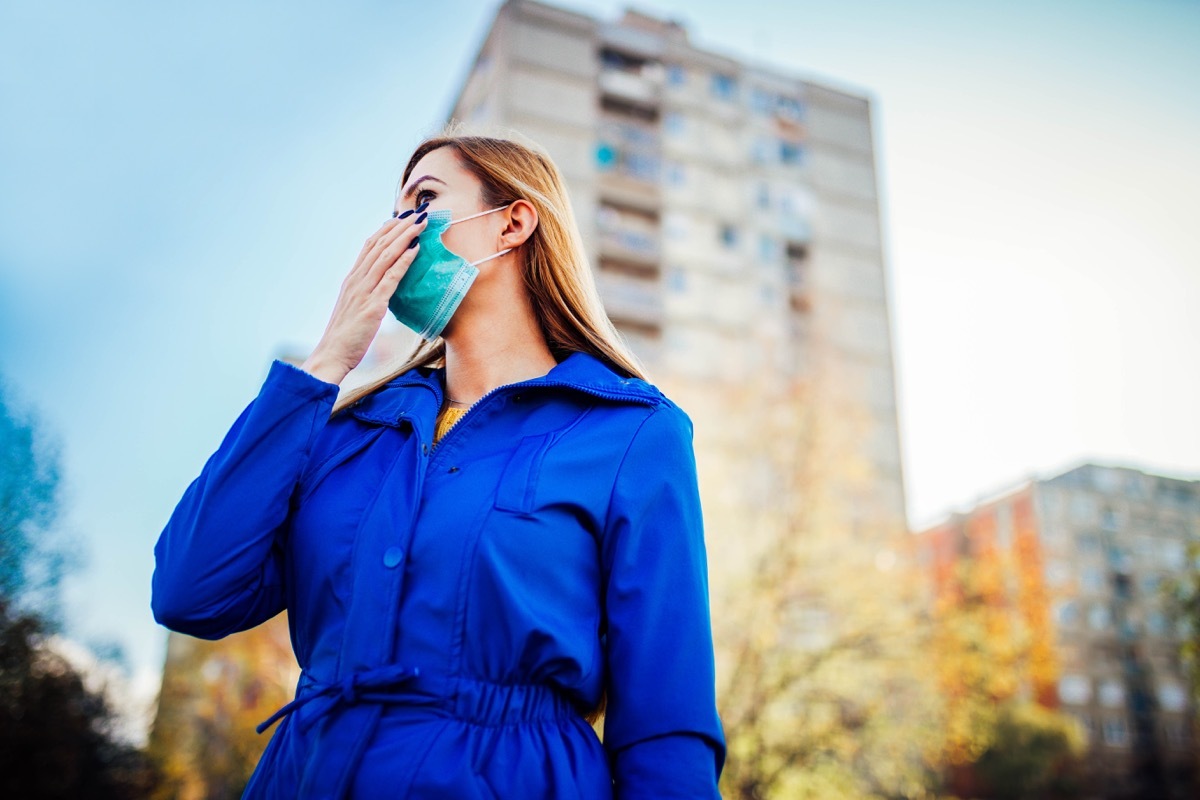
[689,364,944,800]
[931,551,1086,799]
[148,616,299,800]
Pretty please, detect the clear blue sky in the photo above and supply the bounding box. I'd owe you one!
[2,0,1198,710]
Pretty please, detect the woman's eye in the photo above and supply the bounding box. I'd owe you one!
[415,189,435,207]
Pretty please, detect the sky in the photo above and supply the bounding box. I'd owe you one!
[2,0,1198,727]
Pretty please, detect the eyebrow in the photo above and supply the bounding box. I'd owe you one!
[400,174,447,201]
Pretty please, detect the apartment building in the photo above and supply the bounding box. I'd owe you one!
[916,463,1199,798]
[444,0,908,596]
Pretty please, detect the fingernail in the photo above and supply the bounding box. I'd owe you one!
[391,211,399,218]
[398,209,415,220]
[415,212,428,224]
[408,239,420,250]
[416,202,429,213]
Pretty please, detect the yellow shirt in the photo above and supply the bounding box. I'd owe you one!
[434,404,469,443]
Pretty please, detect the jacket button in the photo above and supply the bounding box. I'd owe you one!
[383,547,405,568]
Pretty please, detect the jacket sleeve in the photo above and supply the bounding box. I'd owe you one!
[600,405,726,799]
[151,359,339,640]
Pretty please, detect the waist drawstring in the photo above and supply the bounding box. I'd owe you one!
[256,664,421,735]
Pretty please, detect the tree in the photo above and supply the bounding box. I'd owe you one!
[0,377,70,618]
[972,701,1086,800]
[0,597,159,798]
[1164,541,1200,710]
[931,554,1086,799]
[148,616,299,800]
[692,366,944,800]
[0,375,159,796]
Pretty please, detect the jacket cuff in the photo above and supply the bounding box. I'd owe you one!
[265,359,341,403]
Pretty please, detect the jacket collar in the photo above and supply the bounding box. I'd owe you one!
[349,351,665,428]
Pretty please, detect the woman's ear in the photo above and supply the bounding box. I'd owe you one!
[499,200,538,249]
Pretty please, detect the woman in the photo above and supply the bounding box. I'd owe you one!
[152,133,725,799]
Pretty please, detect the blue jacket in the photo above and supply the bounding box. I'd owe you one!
[152,352,725,799]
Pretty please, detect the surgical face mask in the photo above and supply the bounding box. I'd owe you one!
[388,205,513,339]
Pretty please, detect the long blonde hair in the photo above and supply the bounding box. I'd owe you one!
[332,132,646,416]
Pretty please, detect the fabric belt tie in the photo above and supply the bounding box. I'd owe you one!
[256,664,421,735]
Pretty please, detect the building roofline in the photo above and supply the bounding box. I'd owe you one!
[456,0,877,111]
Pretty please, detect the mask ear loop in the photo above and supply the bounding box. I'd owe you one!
[468,248,513,267]
[449,203,512,226]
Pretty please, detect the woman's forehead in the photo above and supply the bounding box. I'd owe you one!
[407,147,470,189]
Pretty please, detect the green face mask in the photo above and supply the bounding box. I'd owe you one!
[388,205,513,339]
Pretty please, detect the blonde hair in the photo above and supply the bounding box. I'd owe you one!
[331,131,646,416]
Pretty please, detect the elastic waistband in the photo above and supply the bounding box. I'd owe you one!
[259,666,580,735]
[448,675,579,727]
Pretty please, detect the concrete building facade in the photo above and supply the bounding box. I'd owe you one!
[445,0,908,600]
[916,463,1200,798]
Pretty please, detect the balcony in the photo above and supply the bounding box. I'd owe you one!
[598,48,663,111]
[595,264,663,329]
[597,203,660,266]
[596,117,662,209]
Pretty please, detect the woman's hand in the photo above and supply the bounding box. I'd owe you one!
[301,208,428,385]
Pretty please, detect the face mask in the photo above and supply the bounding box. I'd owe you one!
[388,205,513,339]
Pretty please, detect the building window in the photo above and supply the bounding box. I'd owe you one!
[668,267,687,293]
[1107,546,1132,574]
[756,181,770,210]
[719,224,738,249]
[664,112,685,138]
[1160,539,1186,571]
[779,140,804,166]
[1058,675,1091,705]
[1054,600,1078,627]
[1070,494,1097,524]
[750,135,775,164]
[1088,604,1111,631]
[664,211,689,241]
[758,234,777,264]
[596,203,660,259]
[625,152,660,182]
[664,160,686,187]
[1081,566,1105,594]
[750,87,773,115]
[1157,682,1187,712]
[1101,716,1130,747]
[777,95,804,121]
[1046,560,1070,587]
[666,64,686,86]
[1145,610,1168,636]
[710,72,737,101]
[1098,679,1125,708]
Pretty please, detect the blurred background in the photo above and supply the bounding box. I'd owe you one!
[1,0,1198,797]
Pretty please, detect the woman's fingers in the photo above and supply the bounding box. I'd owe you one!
[366,218,425,289]
[357,204,429,273]
[304,206,431,380]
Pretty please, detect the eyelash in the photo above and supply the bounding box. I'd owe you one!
[415,188,436,206]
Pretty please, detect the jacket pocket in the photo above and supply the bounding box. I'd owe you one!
[493,433,552,516]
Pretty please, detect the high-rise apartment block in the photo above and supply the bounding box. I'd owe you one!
[447,0,908,595]
[916,463,1199,798]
